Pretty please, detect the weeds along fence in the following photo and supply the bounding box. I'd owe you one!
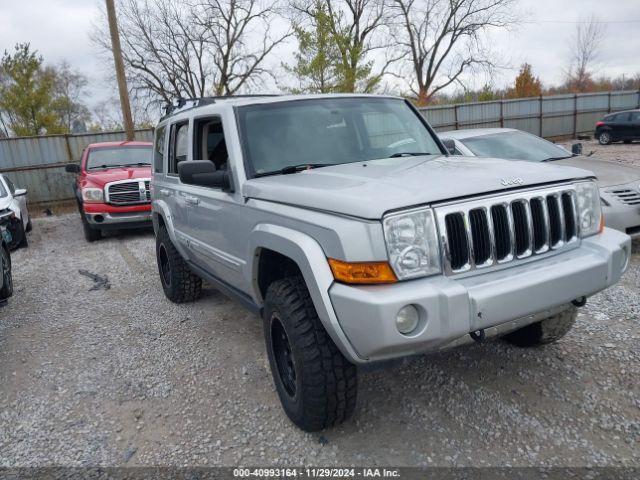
[0,90,638,205]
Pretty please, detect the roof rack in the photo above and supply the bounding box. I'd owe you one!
[162,94,280,117]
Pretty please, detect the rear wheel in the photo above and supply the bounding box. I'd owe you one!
[16,218,28,248]
[155,225,202,303]
[598,131,612,145]
[263,276,357,431]
[623,140,632,144]
[0,244,13,301]
[502,306,577,347]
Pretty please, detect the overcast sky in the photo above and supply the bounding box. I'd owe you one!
[1,0,639,110]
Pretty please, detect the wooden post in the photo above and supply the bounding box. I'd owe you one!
[499,100,504,128]
[538,95,543,137]
[573,93,578,139]
[454,105,459,130]
[106,0,134,141]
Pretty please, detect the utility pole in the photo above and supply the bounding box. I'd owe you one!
[106,0,134,141]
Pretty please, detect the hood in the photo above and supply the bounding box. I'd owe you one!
[81,166,152,189]
[555,156,640,188]
[243,155,594,219]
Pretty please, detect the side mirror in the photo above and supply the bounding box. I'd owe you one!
[571,143,583,155]
[178,160,232,191]
[65,164,80,173]
[14,188,27,197]
[441,138,457,155]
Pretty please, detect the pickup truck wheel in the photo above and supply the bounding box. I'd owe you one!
[502,306,577,347]
[263,276,357,431]
[0,244,12,300]
[81,215,101,242]
[155,226,202,303]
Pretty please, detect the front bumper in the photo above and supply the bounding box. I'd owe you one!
[603,203,640,238]
[83,203,152,230]
[328,228,631,363]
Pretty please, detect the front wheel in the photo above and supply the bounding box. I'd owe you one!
[0,244,13,301]
[502,306,577,347]
[155,226,202,303]
[263,276,357,431]
[598,131,612,145]
[81,215,101,242]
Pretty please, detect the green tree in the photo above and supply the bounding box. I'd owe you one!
[0,43,63,136]
[284,2,342,93]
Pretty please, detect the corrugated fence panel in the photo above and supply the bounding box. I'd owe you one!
[0,129,153,204]
[458,101,501,126]
[611,91,639,110]
[420,106,456,129]
[503,98,541,135]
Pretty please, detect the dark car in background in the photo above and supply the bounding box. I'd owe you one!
[595,109,640,145]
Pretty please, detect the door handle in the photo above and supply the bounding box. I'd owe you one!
[184,195,200,205]
[159,188,171,197]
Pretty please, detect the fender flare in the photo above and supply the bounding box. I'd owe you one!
[248,224,363,363]
[152,200,190,259]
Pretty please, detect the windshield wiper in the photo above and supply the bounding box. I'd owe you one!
[541,155,572,162]
[389,152,433,158]
[256,163,337,177]
[89,164,127,170]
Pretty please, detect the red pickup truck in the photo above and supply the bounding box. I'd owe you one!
[66,141,153,241]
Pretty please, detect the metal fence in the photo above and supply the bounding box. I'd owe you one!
[419,90,640,136]
[0,129,153,204]
[0,89,639,205]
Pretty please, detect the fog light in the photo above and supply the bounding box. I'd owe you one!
[396,305,419,334]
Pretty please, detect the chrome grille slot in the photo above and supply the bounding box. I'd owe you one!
[106,179,151,206]
[511,201,531,257]
[445,213,469,271]
[436,185,580,276]
[561,192,576,241]
[469,208,491,266]
[530,198,548,252]
[491,205,511,261]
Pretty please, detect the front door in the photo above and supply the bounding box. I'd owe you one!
[182,114,247,291]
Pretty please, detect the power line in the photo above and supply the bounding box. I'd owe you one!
[530,19,640,24]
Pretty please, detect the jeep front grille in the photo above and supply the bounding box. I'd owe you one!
[105,179,151,206]
[435,185,579,275]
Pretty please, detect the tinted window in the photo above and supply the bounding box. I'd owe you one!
[194,116,229,172]
[86,146,152,170]
[238,98,441,176]
[460,131,572,162]
[154,126,166,173]
[630,112,640,122]
[169,122,189,174]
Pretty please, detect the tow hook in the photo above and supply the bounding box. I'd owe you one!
[470,329,486,343]
[572,296,587,307]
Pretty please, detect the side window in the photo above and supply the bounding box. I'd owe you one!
[614,112,630,123]
[631,112,640,123]
[169,121,189,175]
[194,116,229,172]
[154,125,166,173]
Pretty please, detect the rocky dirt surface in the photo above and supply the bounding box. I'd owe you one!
[1,142,640,468]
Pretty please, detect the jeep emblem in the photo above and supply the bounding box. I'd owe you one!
[500,177,524,186]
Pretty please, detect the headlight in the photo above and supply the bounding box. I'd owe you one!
[82,187,104,203]
[383,208,441,280]
[575,181,602,237]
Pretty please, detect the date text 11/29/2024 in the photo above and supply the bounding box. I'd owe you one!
[233,468,400,478]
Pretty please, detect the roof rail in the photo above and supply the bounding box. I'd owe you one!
[162,94,280,117]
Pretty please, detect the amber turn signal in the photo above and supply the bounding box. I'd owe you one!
[328,258,398,284]
[599,213,605,233]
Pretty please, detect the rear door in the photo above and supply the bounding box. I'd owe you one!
[611,112,631,140]
[629,112,640,140]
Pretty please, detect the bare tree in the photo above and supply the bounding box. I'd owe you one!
[389,0,517,105]
[93,0,289,109]
[565,15,605,92]
[291,0,393,92]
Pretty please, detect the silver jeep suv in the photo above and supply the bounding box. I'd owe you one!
[151,94,631,431]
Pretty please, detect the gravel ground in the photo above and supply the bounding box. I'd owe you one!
[1,142,640,468]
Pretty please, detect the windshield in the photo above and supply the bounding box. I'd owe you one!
[86,146,152,170]
[238,97,442,176]
[460,131,572,162]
